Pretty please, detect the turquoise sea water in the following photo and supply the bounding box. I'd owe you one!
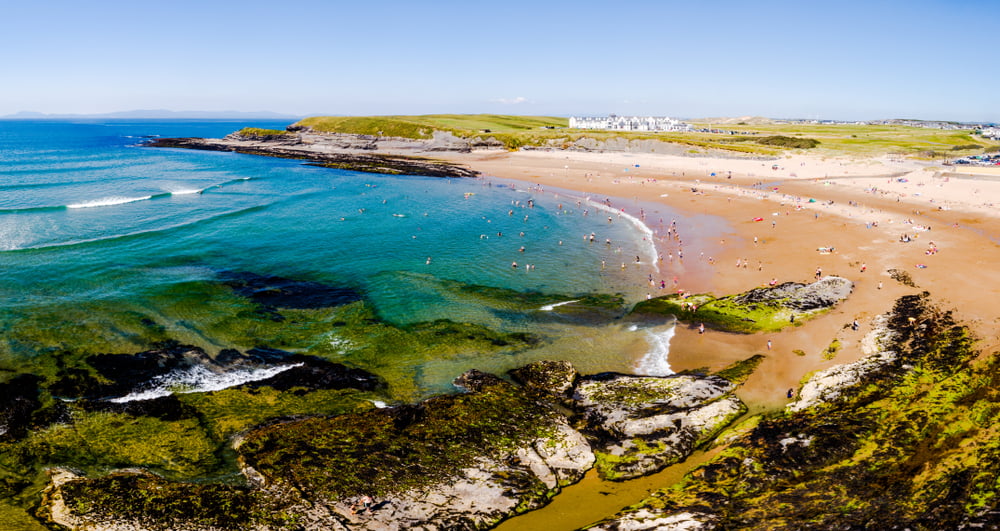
[0,120,716,400]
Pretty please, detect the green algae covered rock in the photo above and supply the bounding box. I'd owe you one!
[591,293,1000,530]
[509,359,579,399]
[233,370,593,529]
[39,359,762,530]
[631,276,853,333]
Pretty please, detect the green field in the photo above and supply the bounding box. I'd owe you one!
[292,115,1000,158]
[690,121,999,158]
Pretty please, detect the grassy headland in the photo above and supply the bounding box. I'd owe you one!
[290,115,1000,158]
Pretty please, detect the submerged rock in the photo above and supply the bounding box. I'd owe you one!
[220,270,363,311]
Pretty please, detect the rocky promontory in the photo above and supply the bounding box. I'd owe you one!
[145,128,480,178]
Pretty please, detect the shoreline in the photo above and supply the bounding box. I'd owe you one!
[40,128,999,530]
[146,133,1000,405]
[441,148,1000,412]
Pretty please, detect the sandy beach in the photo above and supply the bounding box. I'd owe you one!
[444,149,1000,411]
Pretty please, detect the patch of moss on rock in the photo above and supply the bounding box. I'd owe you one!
[822,339,841,360]
[54,471,268,531]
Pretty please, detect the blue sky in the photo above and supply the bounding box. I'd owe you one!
[1,0,996,121]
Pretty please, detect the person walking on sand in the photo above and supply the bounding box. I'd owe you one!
[698,323,705,334]
[815,267,822,279]
[767,339,772,350]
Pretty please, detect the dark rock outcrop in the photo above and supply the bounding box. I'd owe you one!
[54,343,382,405]
[0,374,43,439]
[509,359,578,398]
[145,136,479,178]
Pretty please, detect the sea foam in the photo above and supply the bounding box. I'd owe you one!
[109,363,303,403]
[168,188,203,196]
[585,198,660,272]
[635,325,675,376]
[67,195,152,209]
[540,300,579,311]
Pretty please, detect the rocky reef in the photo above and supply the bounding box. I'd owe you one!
[21,275,999,529]
[39,360,751,530]
[631,276,854,333]
[591,292,1000,530]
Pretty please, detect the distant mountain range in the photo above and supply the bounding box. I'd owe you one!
[0,109,301,120]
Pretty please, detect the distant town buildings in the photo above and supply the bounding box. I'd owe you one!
[980,126,999,140]
[569,115,692,132]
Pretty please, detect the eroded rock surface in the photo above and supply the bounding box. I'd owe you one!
[574,373,746,480]
[731,275,854,311]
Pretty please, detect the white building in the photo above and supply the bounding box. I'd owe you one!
[980,127,999,140]
[569,114,692,132]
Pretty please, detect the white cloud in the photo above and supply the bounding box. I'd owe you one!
[494,96,529,105]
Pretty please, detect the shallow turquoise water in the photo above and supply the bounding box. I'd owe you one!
[0,120,717,398]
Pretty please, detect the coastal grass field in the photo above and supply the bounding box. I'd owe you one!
[293,114,1000,158]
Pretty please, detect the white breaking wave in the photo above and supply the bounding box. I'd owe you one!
[169,188,203,196]
[635,325,675,376]
[109,363,303,403]
[585,199,659,273]
[67,195,152,209]
[540,300,579,311]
